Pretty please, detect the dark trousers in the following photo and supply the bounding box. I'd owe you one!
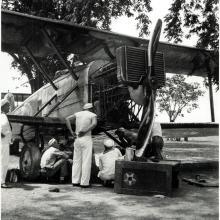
[143,136,164,160]
[42,159,69,178]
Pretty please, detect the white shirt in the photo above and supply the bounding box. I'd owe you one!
[1,113,12,143]
[75,110,97,136]
[40,147,62,168]
[98,148,122,180]
[151,122,162,137]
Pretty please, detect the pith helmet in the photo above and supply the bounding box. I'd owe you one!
[83,103,93,110]
[103,139,115,148]
[48,138,58,147]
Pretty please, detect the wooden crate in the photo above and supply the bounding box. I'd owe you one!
[114,160,180,196]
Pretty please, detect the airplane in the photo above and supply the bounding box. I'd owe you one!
[1,10,219,181]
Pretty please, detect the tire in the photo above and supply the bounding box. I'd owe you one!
[19,143,41,181]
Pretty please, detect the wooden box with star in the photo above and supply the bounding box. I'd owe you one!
[114,160,180,196]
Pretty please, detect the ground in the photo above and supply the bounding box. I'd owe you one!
[1,136,219,220]
[1,173,218,220]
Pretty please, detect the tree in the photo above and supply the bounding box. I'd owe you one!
[2,0,153,92]
[156,74,205,122]
[163,0,219,86]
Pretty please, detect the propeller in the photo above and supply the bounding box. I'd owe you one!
[136,19,162,157]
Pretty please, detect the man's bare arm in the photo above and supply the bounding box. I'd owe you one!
[65,114,76,137]
[99,158,103,171]
[53,150,69,159]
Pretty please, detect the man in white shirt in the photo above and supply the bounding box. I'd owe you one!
[66,103,97,188]
[98,139,122,184]
[1,99,12,188]
[40,138,70,183]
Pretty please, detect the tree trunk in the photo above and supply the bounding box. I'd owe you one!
[10,53,45,93]
[35,71,44,91]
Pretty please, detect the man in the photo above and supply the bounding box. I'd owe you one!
[143,122,164,160]
[98,139,122,185]
[59,138,74,159]
[66,103,97,188]
[4,91,15,112]
[40,138,70,183]
[1,99,12,188]
[116,121,164,161]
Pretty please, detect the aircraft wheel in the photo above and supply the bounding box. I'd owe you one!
[19,143,41,181]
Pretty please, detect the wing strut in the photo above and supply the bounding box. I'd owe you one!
[103,43,115,60]
[45,84,78,117]
[34,93,57,116]
[102,129,125,148]
[24,46,58,91]
[41,28,79,81]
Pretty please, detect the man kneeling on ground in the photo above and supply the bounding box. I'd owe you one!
[40,138,70,183]
[98,139,122,186]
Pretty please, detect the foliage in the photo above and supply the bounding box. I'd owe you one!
[2,0,153,92]
[156,74,205,122]
[164,0,219,48]
[163,0,219,86]
[2,0,152,35]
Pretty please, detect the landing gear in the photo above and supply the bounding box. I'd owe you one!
[19,143,41,181]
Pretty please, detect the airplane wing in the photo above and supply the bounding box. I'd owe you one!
[7,114,68,140]
[2,10,218,77]
[9,114,218,143]
[8,114,66,127]
[7,114,105,141]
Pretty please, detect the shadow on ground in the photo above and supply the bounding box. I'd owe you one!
[2,173,219,220]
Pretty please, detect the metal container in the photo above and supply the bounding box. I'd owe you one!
[125,147,135,161]
[114,160,180,196]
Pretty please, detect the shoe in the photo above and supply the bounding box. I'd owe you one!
[48,187,60,192]
[72,183,80,187]
[150,157,160,162]
[80,185,91,188]
[1,183,12,188]
[103,180,114,187]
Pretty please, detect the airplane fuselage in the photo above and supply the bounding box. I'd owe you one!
[10,65,92,142]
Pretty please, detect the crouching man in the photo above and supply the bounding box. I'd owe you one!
[40,138,70,183]
[116,122,164,161]
[98,139,122,186]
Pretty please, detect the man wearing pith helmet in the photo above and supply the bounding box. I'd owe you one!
[40,138,70,183]
[98,139,122,184]
[66,103,97,188]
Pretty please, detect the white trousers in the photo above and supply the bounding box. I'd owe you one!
[72,136,93,186]
[1,138,10,184]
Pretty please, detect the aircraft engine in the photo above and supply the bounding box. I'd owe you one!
[115,19,165,158]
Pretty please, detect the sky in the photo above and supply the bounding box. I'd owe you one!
[0,0,219,122]
[111,0,219,123]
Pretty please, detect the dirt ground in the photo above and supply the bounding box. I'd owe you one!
[1,171,218,220]
[1,136,219,220]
